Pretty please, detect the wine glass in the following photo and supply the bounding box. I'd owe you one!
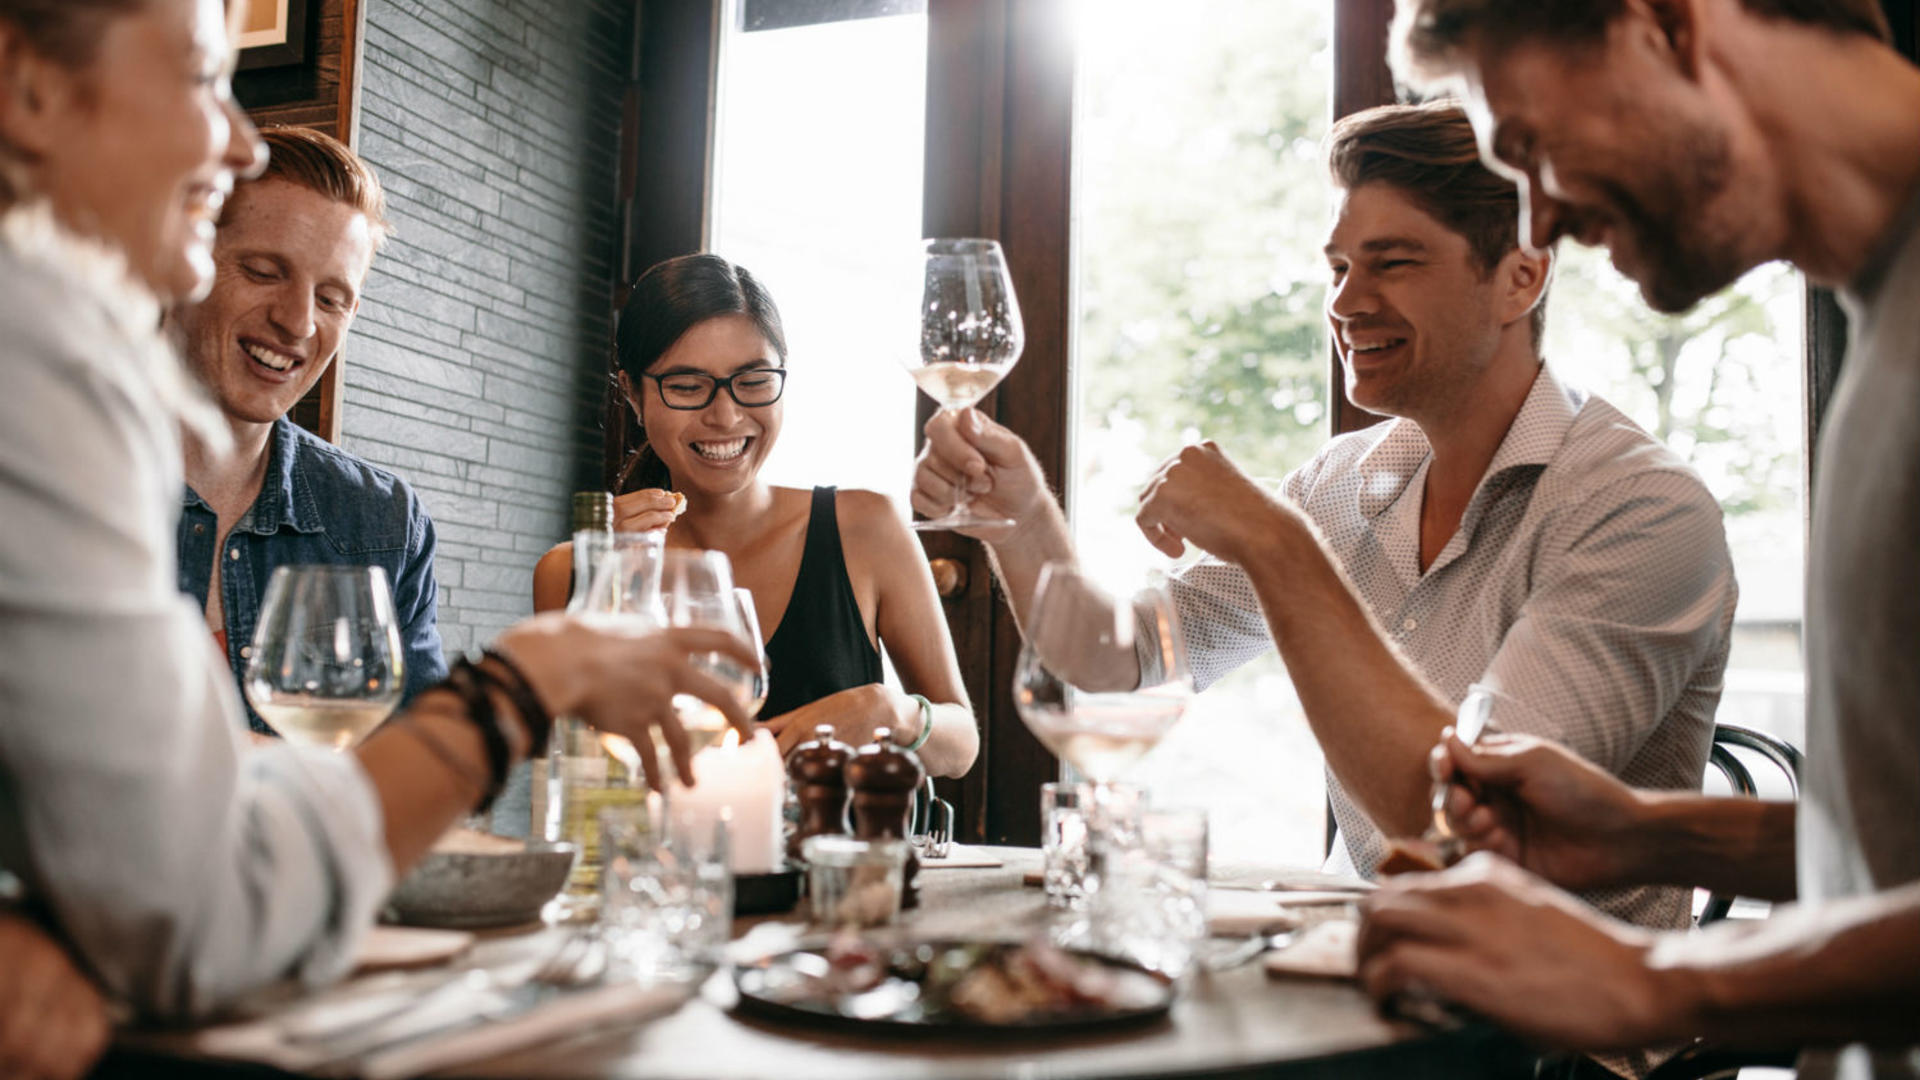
[1013,562,1193,887]
[244,565,404,750]
[732,587,771,719]
[659,549,761,755]
[904,237,1025,531]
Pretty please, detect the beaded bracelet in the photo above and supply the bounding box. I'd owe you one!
[901,693,935,753]
[477,648,554,758]
[444,659,511,811]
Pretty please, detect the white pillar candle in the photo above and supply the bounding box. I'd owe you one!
[669,728,785,873]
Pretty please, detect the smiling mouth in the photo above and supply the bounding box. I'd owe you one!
[1346,338,1407,359]
[245,341,304,375]
[690,437,751,462]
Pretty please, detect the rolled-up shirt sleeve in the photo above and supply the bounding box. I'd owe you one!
[1478,468,1737,778]
[0,289,392,1019]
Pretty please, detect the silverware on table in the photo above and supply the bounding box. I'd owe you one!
[1202,931,1298,973]
[300,931,605,1068]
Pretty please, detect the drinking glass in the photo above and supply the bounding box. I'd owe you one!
[1041,780,1144,910]
[731,587,771,719]
[244,565,403,750]
[600,805,733,983]
[1014,562,1193,893]
[658,549,760,754]
[903,237,1024,531]
[1069,806,1210,977]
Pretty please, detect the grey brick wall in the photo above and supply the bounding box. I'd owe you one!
[344,0,634,654]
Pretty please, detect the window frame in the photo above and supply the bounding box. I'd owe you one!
[623,0,1856,845]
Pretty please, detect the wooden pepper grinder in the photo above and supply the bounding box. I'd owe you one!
[844,727,925,908]
[785,724,854,863]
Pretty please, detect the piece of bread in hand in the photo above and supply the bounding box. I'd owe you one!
[1377,838,1448,876]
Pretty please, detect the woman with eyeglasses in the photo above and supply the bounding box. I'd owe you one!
[535,254,979,777]
[0,0,752,1041]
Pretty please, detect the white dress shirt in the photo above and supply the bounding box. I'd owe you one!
[0,212,391,1019]
[1160,366,1737,932]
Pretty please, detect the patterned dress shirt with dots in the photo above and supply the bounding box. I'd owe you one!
[1151,365,1738,934]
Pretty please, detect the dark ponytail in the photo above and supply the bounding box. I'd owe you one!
[612,254,787,493]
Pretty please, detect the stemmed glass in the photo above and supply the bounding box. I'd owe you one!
[658,549,762,754]
[245,565,404,750]
[1012,562,1194,885]
[904,237,1025,531]
[732,587,771,719]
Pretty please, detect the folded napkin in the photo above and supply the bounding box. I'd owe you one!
[190,977,692,1079]
[352,926,475,974]
[914,843,1004,869]
[1262,919,1359,980]
[1205,890,1305,937]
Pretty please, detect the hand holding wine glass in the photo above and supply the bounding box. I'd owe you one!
[904,238,1024,532]
[245,565,405,751]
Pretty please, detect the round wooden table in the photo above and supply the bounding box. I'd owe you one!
[443,846,1532,1080]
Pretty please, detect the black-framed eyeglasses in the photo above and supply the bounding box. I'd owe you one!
[643,367,788,410]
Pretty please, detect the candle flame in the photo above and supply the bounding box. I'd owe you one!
[599,733,641,774]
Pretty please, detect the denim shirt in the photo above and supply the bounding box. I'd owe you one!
[179,419,447,733]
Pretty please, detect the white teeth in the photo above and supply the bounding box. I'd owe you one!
[692,438,749,462]
[1350,339,1406,354]
[245,343,297,372]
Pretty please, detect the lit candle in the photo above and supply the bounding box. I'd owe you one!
[669,727,785,873]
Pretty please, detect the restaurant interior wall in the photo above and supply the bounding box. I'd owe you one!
[238,0,640,655]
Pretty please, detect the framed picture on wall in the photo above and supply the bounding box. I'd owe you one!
[237,0,311,70]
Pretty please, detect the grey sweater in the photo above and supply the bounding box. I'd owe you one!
[0,210,390,1019]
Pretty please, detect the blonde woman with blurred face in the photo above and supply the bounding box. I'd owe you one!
[0,0,752,1033]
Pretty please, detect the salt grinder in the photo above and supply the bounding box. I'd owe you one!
[844,727,925,908]
[785,724,854,863]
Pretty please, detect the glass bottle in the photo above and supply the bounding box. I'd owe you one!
[542,492,664,918]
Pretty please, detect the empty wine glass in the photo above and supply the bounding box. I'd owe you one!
[732,587,771,719]
[904,237,1024,531]
[1013,562,1193,892]
[244,565,404,750]
[659,549,760,754]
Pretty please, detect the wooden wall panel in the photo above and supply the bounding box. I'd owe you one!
[233,0,363,443]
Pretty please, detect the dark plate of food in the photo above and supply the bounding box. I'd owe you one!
[733,936,1176,1034]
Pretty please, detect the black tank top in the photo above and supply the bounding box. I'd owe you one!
[761,487,884,719]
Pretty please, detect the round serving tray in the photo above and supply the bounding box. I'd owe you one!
[732,939,1176,1035]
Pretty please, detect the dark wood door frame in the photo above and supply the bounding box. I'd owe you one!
[920,0,1075,845]
[607,0,721,488]
[1330,0,1399,439]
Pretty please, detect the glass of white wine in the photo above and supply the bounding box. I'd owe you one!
[245,565,404,751]
[904,237,1025,531]
[659,549,761,754]
[1013,562,1193,889]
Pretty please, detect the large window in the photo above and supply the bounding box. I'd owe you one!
[1545,251,1806,759]
[1068,0,1335,864]
[709,1,929,506]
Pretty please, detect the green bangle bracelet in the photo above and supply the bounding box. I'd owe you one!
[902,693,935,753]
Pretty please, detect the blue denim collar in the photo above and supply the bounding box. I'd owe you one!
[182,419,328,537]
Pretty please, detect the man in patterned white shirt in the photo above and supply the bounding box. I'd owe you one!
[914,102,1737,938]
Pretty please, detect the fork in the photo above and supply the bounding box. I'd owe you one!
[1421,686,1494,864]
[917,795,955,860]
[302,931,603,1065]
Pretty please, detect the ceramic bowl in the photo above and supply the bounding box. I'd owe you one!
[385,842,576,929]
